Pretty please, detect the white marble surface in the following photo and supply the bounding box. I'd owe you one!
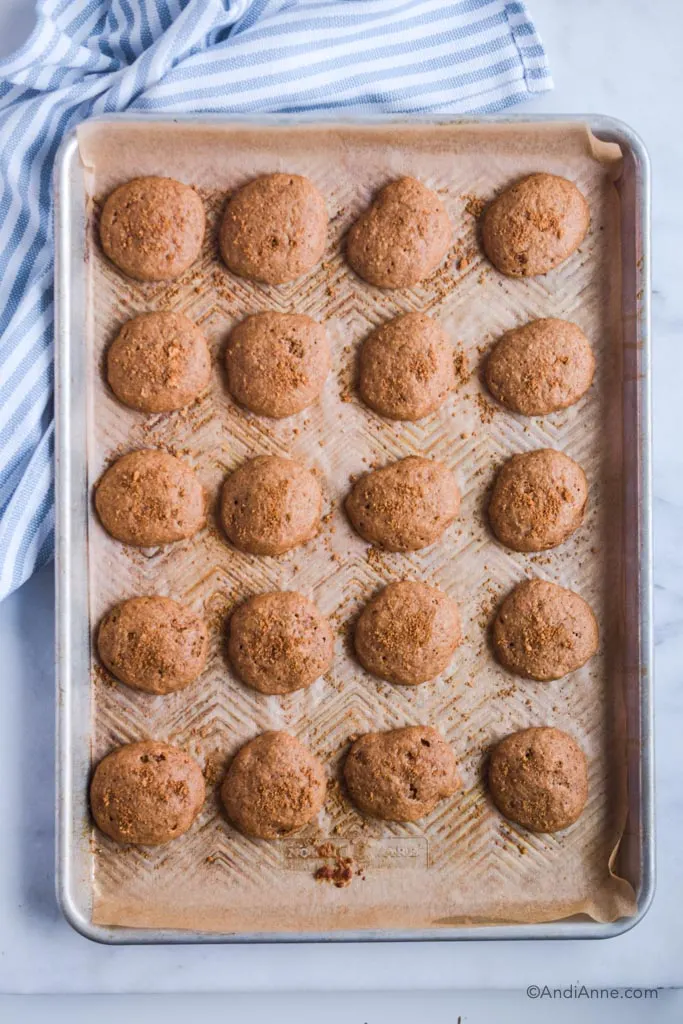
[1,0,682,1000]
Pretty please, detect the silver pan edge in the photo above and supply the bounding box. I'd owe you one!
[54,113,653,944]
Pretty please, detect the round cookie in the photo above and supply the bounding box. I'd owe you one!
[481,173,589,278]
[344,726,460,822]
[487,726,588,832]
[107,311,211,413]
[220,455,322,556]
[346,177,451,288]
[226,312,330,418]
[90,740,206,845]
[229,591,334,695]
[493,579,598,682]
[221,731,326,839]
[99,176,205,282]
[359,312,455,421]
[95,449,206,547]
[219,173,327,285]
[355,581,461,686]
[345,456,460,552]
[488,448,587,552]
[98,596,208,695]
[486,318,595,416]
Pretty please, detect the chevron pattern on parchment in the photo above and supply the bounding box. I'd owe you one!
[83,125,630,931]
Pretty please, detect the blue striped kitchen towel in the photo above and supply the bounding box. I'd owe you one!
[0,0,551,599]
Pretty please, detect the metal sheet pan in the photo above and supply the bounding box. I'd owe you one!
[54,114,653,943]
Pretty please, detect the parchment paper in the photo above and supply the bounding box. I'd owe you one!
[78,120,637,932]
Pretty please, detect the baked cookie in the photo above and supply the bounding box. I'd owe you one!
[221,731,326,839]
[481,173,589,277]
[219,173,327,284]
[486,318,595,416]
[225,312,330,418]
[344,726,460,822]
[220,455,322,556]
[107,311,211,413]
[229,591,334,695]
[488,449,587,552]
[359,312,455,420]
[493,579,598,682]
[346,177,451,288]
[90,740,205,845]
[95,449,206,547]
[487,726,588,832]
[345,456,460,551]
[98,596,208,695]
[355,581,461,686]
[99,176,205,282]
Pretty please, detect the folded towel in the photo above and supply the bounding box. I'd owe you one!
[0,0,551,599]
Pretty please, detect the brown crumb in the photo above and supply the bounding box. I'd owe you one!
[314,856,355,888]
[202,750,225,787]
[462,193,486,218]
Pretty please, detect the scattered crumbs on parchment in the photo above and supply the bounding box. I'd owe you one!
[314,844,356,888]
[453,344,470,388]
[475,393,496,424]
[92,662,117,690]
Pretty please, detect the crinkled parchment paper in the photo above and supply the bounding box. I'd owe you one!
[77,120,636,932]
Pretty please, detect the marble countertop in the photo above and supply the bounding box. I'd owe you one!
[1,0,682,998]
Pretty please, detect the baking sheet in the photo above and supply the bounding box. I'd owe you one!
[77,120,637,932]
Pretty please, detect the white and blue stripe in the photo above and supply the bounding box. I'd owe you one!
[0,0,551,599]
